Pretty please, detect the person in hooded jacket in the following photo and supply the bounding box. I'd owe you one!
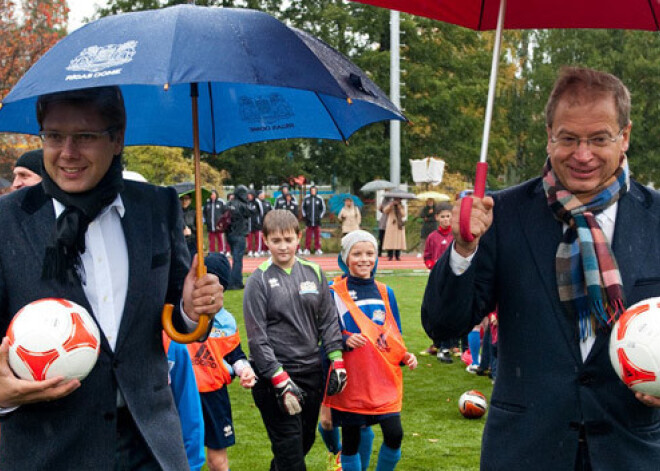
[204,190,226,254]
[225,185,254,289]
[246,190,263,257]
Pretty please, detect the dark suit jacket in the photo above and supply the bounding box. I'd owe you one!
[0,181,191,470]
[422,177,660,471]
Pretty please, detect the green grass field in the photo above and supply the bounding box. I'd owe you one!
[214,273,491,470]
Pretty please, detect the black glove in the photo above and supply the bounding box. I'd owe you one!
[271,370,304,415]
[326,359,347,396]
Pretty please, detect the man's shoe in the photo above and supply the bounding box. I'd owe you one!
[466,364,480,374]
[437,349,453,364]
[475,367,490,377]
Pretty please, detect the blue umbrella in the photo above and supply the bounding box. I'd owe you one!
[329,193,363,215]
[0,5,403,342]
[0,5,405,153]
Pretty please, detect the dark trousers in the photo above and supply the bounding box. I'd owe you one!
[305,226,322,251]
[115,407,161,471]
[387,250,401,260]
[378,229,386,256]
[227,234,246,289]
[342,415,403,456]
[252,370,323,471]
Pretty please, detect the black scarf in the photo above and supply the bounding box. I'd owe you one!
[41,156,125,284]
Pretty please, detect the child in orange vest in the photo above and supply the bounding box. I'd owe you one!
[189,253,256,471]
[324,230,418,471]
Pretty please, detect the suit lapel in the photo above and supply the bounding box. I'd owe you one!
[520,181,582,363]
[114,186,152,353]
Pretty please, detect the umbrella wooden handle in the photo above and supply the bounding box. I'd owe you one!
[459,162,488,243]
[162,303,211,344]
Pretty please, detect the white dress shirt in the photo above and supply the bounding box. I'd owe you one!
[54,196,129,351]
[450,203,618,360]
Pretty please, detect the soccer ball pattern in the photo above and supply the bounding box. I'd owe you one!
[459,390,488,419]
[7,298,101,381]
[610,297,660,396]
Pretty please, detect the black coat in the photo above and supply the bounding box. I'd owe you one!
[203,198,225,232]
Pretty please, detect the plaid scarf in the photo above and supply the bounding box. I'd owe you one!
[542,156,629,340]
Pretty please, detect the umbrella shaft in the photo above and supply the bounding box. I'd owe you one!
[479,0,506,164]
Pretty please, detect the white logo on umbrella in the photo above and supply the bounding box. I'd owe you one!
[66,40,138,73]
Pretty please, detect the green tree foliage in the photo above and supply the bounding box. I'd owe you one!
[123,145,227,187]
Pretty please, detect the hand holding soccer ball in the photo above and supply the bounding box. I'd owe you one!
[1,298,100,407]
[609,297,660,406]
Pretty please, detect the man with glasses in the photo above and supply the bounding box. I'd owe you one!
[0,86,224,470]
[422,66,660,470]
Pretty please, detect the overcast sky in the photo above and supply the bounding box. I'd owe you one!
[67,0,109,31]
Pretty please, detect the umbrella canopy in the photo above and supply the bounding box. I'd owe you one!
[171,181,212,208]
[0,5,404,342]
[360,179,396,193]
[383,189,416,200]
[350,0,660,31]
[328,193,363,215]
[0,5,405,153]
[416,191,450,202]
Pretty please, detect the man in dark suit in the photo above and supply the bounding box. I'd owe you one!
[422,67,660,470]
[0,86,224,470]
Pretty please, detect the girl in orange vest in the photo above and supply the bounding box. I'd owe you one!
[324,230,418,471]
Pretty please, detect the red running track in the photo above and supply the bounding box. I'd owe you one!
[239,252,427,274]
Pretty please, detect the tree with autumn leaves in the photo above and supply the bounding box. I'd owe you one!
[0,0,68,180]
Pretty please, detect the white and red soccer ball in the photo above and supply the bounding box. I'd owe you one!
[459,390,488,419]
[609,297,660,396]
[7,298,100,381]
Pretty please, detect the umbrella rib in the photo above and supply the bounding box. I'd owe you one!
[316,92,348,143]
[478,0,487,31]
[646,0,660,30]
[207,82,217,155]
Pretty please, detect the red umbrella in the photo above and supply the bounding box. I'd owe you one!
[350,0,660,240]
[350,0,660,31]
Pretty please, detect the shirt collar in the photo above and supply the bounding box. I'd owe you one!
[52,194,125,219]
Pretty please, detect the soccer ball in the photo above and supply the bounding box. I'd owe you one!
[609,297,660,396]
[459,390,488,419]
[7,298,101,381]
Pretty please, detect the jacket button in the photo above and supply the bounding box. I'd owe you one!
[578,373,593,385]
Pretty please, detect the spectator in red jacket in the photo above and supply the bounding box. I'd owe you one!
[420,202,454,360]
[423,202,453,269]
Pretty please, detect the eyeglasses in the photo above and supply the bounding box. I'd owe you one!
[38,129,113,147]
[550,128,625,149]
